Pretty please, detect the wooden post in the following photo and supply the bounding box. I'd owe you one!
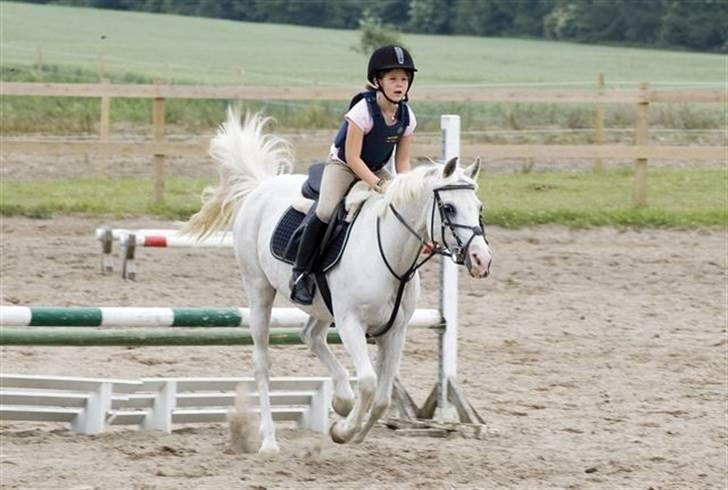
[633,82,650,207]
[152,92,166,204]
[98,78,111,177]
[594,72,605,172]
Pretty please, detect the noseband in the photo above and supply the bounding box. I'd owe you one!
[430,183,487,265]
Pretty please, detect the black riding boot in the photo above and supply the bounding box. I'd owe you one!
[289,215,328,305]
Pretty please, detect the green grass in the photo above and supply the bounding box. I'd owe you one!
[1,62,724,135]
[480,169,727,228]
[0,176,213,220]
[1,1,724,87]
[0,3,724,229]
[1,3,724,134]
[2,169,726,228]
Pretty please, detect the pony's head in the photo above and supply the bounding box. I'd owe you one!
[384,157,492,278]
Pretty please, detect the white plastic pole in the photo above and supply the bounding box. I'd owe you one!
[437,115,460,422]
[440,115,460,382]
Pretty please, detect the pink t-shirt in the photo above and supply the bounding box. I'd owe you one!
[329,98,417,163]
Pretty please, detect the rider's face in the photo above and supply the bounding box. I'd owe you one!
[377,69,410,102]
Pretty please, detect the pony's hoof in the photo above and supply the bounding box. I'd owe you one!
[329,421,348,444]
[332,397,353,417]
[258,439,280,456]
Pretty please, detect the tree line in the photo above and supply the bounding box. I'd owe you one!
[24,0,728,53]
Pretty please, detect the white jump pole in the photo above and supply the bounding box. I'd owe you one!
[437,115,460,423]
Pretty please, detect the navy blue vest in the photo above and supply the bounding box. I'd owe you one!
[333,91,410,171]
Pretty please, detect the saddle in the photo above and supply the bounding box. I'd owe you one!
[270,162,361,275]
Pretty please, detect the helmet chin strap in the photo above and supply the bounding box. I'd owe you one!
[370,80,408,105]
[380,90,403,105]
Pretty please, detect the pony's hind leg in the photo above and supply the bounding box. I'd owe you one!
[244,277,279,455]
[301,317,354,417]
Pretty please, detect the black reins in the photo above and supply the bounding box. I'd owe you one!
[368,205,437,339]
[367,182,486,338]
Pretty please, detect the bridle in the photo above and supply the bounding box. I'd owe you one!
[430,183,487,266]
[369,182,486,338]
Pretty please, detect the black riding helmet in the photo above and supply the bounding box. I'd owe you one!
[367,45,417,103]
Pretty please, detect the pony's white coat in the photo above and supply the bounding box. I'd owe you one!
[184,109,492,453]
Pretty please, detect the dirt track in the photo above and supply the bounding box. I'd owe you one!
[0,215,725,489]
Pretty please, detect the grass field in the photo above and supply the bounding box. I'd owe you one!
[1,2,725,134]
[1,2,725,87]
[2,169,725,228]
[2,63,723,136]
[1,3,725,229]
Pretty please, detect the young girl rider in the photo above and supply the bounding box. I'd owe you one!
[290,45,418,305]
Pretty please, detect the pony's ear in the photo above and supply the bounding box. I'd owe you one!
[443,157,458,178]
[464,157,481,180]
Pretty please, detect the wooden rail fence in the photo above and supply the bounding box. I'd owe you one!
[2,79,724,206]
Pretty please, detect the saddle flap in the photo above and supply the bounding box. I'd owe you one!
[301,162,326,200]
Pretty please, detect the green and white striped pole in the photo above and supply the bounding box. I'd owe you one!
[1,306,301,327]
[0,306,440,329]
[0,306,441,346]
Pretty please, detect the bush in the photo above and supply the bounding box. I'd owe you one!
[351,10,403,56]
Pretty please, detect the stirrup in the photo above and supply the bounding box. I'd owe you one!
[290,272,315,305]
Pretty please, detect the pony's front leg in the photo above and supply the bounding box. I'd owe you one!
[330,318,376,444]
[353,327,406,444]
[246,280,279,455]
[301,317,354,416]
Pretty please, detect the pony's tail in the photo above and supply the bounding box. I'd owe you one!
[182,107,293,240]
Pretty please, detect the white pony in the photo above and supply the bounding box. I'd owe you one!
[184,109,492,454]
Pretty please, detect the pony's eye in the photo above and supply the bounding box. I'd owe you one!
[442,203,456,216]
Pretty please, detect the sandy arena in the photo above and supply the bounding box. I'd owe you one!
[0,215,725,489]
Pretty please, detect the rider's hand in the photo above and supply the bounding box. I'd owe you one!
[375,178,391,194]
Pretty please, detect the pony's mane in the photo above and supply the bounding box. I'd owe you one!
[345,162,477,218]
[344,165,436,216]
[383,162,477,210]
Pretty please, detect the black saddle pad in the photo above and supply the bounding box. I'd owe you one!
[270,205,354,273]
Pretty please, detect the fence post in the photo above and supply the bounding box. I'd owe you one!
[633,82,650,207]
[98,78,111,177]
[593,72,605,172]
[152,83,166,204]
